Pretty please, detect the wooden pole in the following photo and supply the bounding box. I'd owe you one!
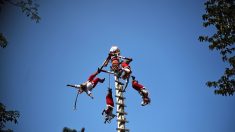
[115,76,129,132]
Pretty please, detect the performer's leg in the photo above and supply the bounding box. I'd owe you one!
[87,72,98,81]
[92,78,105,88]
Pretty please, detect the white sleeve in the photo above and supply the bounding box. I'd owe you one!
[74,84,81,88]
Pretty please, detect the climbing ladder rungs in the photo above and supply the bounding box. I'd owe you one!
[116,102,126,107]
[115,88,123,91]
[116,128,130,132]
[116,111,128,115]
[117,119,129,123]
[115,80,124,85]
[115,95,126,99]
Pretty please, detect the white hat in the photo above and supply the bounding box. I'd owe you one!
[110,46,119,52]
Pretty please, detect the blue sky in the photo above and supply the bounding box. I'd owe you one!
[0,0,235,132]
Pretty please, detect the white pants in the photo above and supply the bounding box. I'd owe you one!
[86,82,94,91]
[75,82,93,95]
[139,88,148,97]
[122,67,131,73]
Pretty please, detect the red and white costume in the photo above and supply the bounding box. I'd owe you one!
[121,60,132,79]
[86,71,104,89]
[103,46,121,72]
[132,78,150,106]
[74,71,105,98]
[110,56,120,72]
[132,80,145,91]
[102,88,115,123]
[105,89,114,114]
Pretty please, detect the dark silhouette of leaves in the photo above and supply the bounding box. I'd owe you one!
[0,102,20,131]
[0,0,40,48]
[1,0,41,23]
[63,127,77,132]
[63,127,85,132]
[80,127,85,132]
[199,0,235,96]
[0,33,7,48]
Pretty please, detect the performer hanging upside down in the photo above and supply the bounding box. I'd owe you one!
[102,88,116,123]
[131,76,151,106]
[67,69,105,99]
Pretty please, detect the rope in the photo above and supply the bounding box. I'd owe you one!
[108,72,111,89]
[74,92,79,110]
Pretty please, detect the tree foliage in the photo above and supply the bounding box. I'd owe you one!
[0,102,20,132]
[199,0,235,96]
[63,127,77,132]
[0,33,8,48]
[0,0,40,48]
[63,127,85,132]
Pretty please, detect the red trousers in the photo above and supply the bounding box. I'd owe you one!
[87,72,103,88]
[106,92,114,107]
[132,80,144,91]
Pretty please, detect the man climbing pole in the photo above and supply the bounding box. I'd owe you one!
[120,57,133,91]
[67,69,105,99]
[120,57,132,80]
[131,76,151,106]
[102,88,116,123]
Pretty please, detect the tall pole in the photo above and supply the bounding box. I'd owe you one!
[115,75,129,132]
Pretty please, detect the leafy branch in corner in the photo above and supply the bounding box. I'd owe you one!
[199,0,235,96]
[0,0,40,48]
[0,102,20,132]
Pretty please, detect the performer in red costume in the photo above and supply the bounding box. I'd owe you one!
[67,69,105,99]
[121,58,132,80]
[131,76,151,106]
[102,88,116,123]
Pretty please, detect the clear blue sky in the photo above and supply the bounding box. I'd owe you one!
[1,0,235,132]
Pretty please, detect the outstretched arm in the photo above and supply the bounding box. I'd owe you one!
[119,55,132,62]
[67,84,81,88]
